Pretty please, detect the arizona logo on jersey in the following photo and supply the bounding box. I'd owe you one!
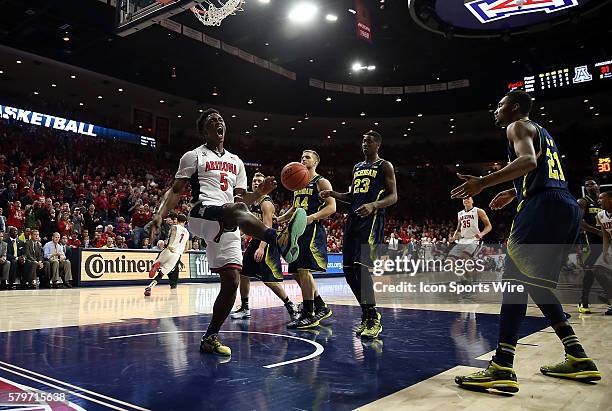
[465,0,579,24]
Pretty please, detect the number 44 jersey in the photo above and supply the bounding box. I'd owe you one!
[175,145,248,206]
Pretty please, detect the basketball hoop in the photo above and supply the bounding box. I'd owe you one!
[191,0,245,26]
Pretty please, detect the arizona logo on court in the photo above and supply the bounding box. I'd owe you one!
[465,0,579,24]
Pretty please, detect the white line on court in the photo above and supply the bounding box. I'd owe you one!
[109,330,324,368]
[0,361,149,411]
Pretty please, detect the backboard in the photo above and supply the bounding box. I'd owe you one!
[116,0,196,37]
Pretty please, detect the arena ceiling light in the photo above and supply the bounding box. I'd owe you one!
[70,75,76,79]
[16,60,22,64]
[0,70,4,74]
[258,0,270,3]
[118,88,124,92]
[51,83,57,87]
[288,3,318,24]
[352,62,376,72]
[396,97,402,102]
[326,14,338,22]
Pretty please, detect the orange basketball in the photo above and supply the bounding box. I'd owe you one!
[281,162,310,191]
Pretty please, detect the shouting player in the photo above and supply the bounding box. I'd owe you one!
[452,90,600,393]
[231,172,298,321]
[277,150,336,329]
[320,130,397,339]
[145,213,189,296]
[150,108,307,357]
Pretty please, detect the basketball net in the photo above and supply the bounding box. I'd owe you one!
[191,0,245,26]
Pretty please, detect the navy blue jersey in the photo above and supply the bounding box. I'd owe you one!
[350,159,387,214]
[508,120,568,203]
[250,195,273,223]
[293,175,324,215]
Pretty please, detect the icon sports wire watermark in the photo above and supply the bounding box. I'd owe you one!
[359,244,586,304]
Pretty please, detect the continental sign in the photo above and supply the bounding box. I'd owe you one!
[80,250,191,281]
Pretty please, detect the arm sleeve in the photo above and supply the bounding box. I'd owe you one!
[175,150,198,179]
[235,159,247,190]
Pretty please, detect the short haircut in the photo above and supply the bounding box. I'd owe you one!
[364,130,382,143]
[177,213,188,223]
[582,176,598,185]
[196,108,220,135]
[253,172,265,179]
[505,90,533,115]
[302,150,320,163]
[168,211,178,219]
[602,191,612,197]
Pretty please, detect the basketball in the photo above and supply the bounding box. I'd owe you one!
[281,162,309,191]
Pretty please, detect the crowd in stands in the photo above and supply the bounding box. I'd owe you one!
[0,115,606,289]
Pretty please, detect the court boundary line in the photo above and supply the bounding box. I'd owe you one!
[0,361,149,411]
[109,330,324,368]
[0,375,88,411]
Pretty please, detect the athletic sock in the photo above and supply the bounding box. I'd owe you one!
[302,300,315,315]
[263,228,277,245]
[556,325,587,358]
[241,298,249,310]
[314,295,326,309]
[492,342,516,368]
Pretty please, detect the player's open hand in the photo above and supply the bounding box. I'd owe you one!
[319,190,333,199]
[254,247,265,262]
[450,174,484,199]
[489,189,516,210]
[256,176,277,196]
[355,203,375,217]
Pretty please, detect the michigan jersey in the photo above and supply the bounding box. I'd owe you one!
[508,120,568,203]
[582,195,602,244]
[350,159,387,214]
[458,207,480,245]
[250,195,273,222]
[293,175,324,215]
[175,145,247,206]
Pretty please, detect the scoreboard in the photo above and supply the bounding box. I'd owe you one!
[507,59,612,93]
[597,156,611,174]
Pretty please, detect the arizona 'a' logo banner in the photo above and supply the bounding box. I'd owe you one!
[465,0,579,23]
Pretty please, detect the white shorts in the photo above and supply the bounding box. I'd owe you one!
[594,251,612,272]
[448,242,480,259]
[188,216,242,272]
[155,248,182,275]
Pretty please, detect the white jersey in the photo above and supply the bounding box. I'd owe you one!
[597,210,612,238]
[457,207,480,244]
[168,224,190,255]
[175,145,247,206]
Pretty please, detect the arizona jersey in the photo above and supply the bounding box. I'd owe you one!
[508,120,568,203]
[458,207,480,244]
[350,159,387,215]
[168,225,190,255]
[582,195,602,244]
[597,210,612,238]
[293,175,324,215]
[250,195,273,222]
[175,145,247,206]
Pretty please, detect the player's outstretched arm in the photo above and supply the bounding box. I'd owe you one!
[477,208,492,239]
[151,179,188,239]
[320,189,351,203]
[453,220,461,241]
[276,205,296,224]
[235,177,277,206]
[308,178,336,224]
[451,121,537,199]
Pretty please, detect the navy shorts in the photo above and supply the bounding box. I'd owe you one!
[504,189,581,289]
[242,239,283,282]
[342,213,385,269]
[288,222,327,273]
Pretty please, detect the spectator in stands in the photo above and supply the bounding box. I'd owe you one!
[71,207,83,235]
[25,230,49,289]
[115,235,128,249]
[5,226,26,289]
[102,236,115,249]
[191,237,203,251]
[0,231,10,289]
[141,237,150,249]
[43,232,72,288]
[7,200,25,230]
[18,227,31,243]
[131,204,150,248]
[84,204,102,235]
[388,231,400,259]
[60,235,74,259]
[153,239,165,251]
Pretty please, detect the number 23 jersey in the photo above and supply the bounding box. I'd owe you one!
[350,159,387,216]
[175,145,247,206]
